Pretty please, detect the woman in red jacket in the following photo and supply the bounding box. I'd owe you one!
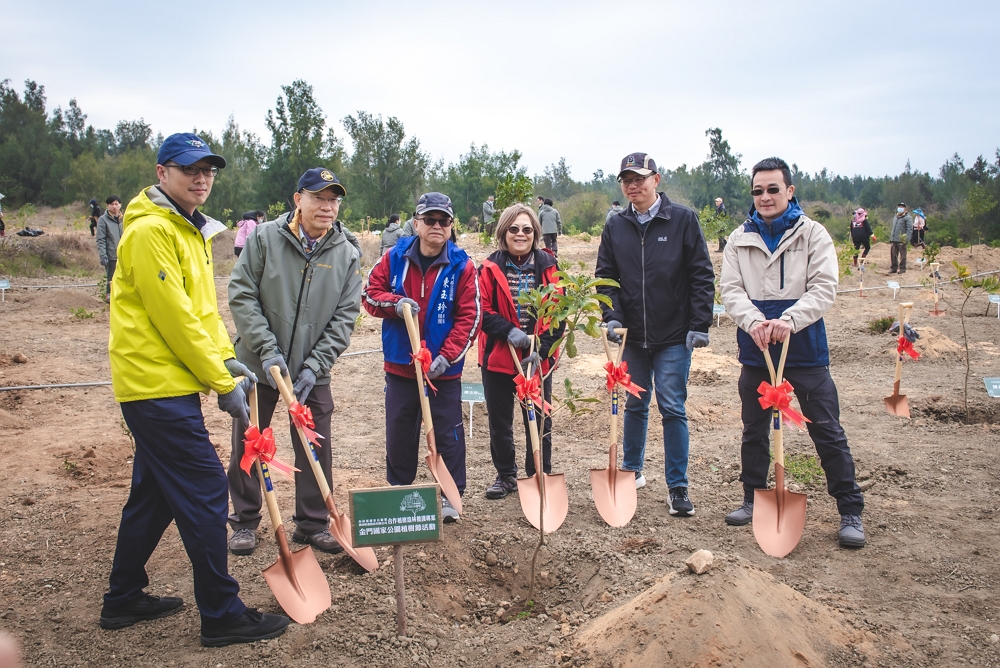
[478,204,563,499]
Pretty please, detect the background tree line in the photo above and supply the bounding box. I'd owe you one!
[2,77,999,246]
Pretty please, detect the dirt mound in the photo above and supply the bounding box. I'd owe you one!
[916,397,1000,425]
[912,326,964,360]
[575,557,894,667]
[26,288,105,312]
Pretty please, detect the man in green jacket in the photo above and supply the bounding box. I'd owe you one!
[538,197,562,256]
[96,195,123,301]
[888,202,913,274]
[227,167,362,555]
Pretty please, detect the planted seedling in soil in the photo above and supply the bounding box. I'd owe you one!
[950,261,1000,423]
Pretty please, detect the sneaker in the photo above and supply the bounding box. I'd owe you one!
[200,608,289,647]
[634,473,646,489]
[485,475,517,499]
[724,501,754,526]
[228,528,256,556]
[839,515,866,548]
[667,487,695,516]
[292,528,344,554]
[100,593,184,630]
[441,497,460,523]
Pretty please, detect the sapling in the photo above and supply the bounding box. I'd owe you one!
[950,261,1000,424]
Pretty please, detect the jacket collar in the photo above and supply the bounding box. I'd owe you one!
[618,192,672,225]
[146,186,227,242]
[403,238,452,269]
[276,211,341,259]
[735,213,810,261]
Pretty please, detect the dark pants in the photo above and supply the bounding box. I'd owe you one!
[228,383,333,536]
[890,242,907,272]
[89,217,97,236]
[851,238,870,261]
[234,246,243,257]
[106,395,246,628]
[384,373,466,494]
[737,365,863,515]
[543,233,558,256]
[482,367,552,477]
[105,259,117,297]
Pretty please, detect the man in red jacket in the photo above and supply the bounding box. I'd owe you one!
[363,192,481,522]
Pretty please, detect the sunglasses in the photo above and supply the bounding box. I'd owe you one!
[750,186,783,197]
[418,215,452,227]
[506,225,534,235]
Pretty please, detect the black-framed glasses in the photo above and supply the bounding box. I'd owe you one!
[418,215,453,227]
[506,225,534,235]
[618,174,651,187]
[751,186,783,197]
[166,163,219,177]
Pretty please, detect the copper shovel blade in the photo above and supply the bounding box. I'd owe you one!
[322,495,379,572]
[427,449,463,515]
[517,473,568,534]
[262,526,332,624]
[752,464,807,558]
[589,444,637,527]
[884,381,910,417]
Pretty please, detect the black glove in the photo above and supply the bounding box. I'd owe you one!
[224,358,258,384]
[218,376,252,426]
[292,368,317,404]
[260,354,287,389]
[605,320,623,344]
[507,327,532,349]
[396,298,419,318]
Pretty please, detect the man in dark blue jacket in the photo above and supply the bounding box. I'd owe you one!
[595,152,716,517]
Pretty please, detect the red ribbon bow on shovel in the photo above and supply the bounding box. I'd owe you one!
[515,373,553,415]
[411,341,438,394]
[289,401,323,447]
[757,380,810,430]
[603,360,645,398]
[897,335,920,360]
[241,424,297,479]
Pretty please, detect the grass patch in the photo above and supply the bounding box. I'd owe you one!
[783,453,824,485]
[868,315,895,334]
[70,307,95,319]
[0,233,100,278]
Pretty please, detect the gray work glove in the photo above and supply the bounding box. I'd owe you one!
[395,298,419,318]
[686,331,710,351]
[218,376,252,426]
[100,257,108,267]
[605,320,623,344]
[224,357,258,384]
[889,322,920,343]
[292,368,317,404]
[427,355,450,380]
[519,352,541,374]
[260,354,287,389]
[507,327,532,349]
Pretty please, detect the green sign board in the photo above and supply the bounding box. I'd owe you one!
[349,484,442,547]
[985,378,1000,398]
[462,382,485,403]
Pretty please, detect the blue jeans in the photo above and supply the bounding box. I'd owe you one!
[620,343,692,489]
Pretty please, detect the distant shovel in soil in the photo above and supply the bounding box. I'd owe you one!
[269,366,379,573]
[752,337,808,558]
[884,302,915,418]
[589,327,638,528]
[245,382,330,623]
[400,303,463,514]
[508,341,568,534]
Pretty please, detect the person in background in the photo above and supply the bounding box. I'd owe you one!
[719,156,865,548]
[233,211,258,258]
[538,197,562,256]
[478,204,563,499]
[482,195,496,234]
[363,192,481,523]
[0,192,6,237]
[849,208,874,267]
[888,202,912,274]
[96,195,123,301]
[400,214,416,237]
[606,200,623,224]
[911,208,927,248]
[715,197,726,217]
[255,210,265,223]
[88,198,101,236]
[380,213,403,256]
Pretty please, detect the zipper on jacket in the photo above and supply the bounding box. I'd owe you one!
[780,253,785,290]
[640,227,648,348]
[286,260,311,365]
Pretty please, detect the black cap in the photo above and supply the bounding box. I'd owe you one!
[297,168,347,196]
[618,152,657,178]
[241,211,257,220]
[415,192,454,218]
[898,202,906,207]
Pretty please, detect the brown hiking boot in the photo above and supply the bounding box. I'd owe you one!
[292,528,343,554]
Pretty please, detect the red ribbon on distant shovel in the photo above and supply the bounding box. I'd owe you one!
[897,335,920,360]
[603,360,645,398]
[411,341,438,394]
[515,373,553,415]
[241,424,297,479]
[757,380,810,430]
[289,401,323,447]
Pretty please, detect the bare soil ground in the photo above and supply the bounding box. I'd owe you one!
[1,226,999,667]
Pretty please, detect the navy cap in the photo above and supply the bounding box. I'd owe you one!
[415,192,454,218]
[157,132,226,169]
[297,168,347,196]
[618,152,657,178]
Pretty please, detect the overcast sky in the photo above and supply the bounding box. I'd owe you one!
[3,0,998,181]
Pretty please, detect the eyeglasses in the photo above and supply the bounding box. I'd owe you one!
[750,186,783,197]
[303,191,344,206]
[506,226,534,235]
[166,163,219,177]
[418,215,452,227]
[618,174,651,187]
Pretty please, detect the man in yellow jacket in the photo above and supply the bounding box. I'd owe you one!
[100,133,289,646]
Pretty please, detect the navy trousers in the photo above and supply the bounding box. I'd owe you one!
[482,367,552,477]
[384,374,466,495]
[738,365,864,515]
[105,395,246,628]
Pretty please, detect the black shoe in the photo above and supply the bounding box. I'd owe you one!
[100,594,184,630]
[291,528,344,554]
[667,487,695,517]
[839,515,866,548]
[200,608,290,647]
[725,501,754,526]
[485,475,517,499]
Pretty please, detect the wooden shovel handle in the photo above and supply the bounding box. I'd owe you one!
[401,304,436,449]
[269,366,333,501]
[247,383,284,534]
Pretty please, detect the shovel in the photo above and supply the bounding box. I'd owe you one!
[508,341,568,534]
[268,366,379,573]
[752,338,807,558]
[246,383,331,623]
[589,327,637,527]
[400,303,463,514]
[884,302,914,417]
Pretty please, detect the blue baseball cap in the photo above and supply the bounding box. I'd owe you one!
[157,132,226,169]
[297,167,347,196]
[415,192,454,218]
